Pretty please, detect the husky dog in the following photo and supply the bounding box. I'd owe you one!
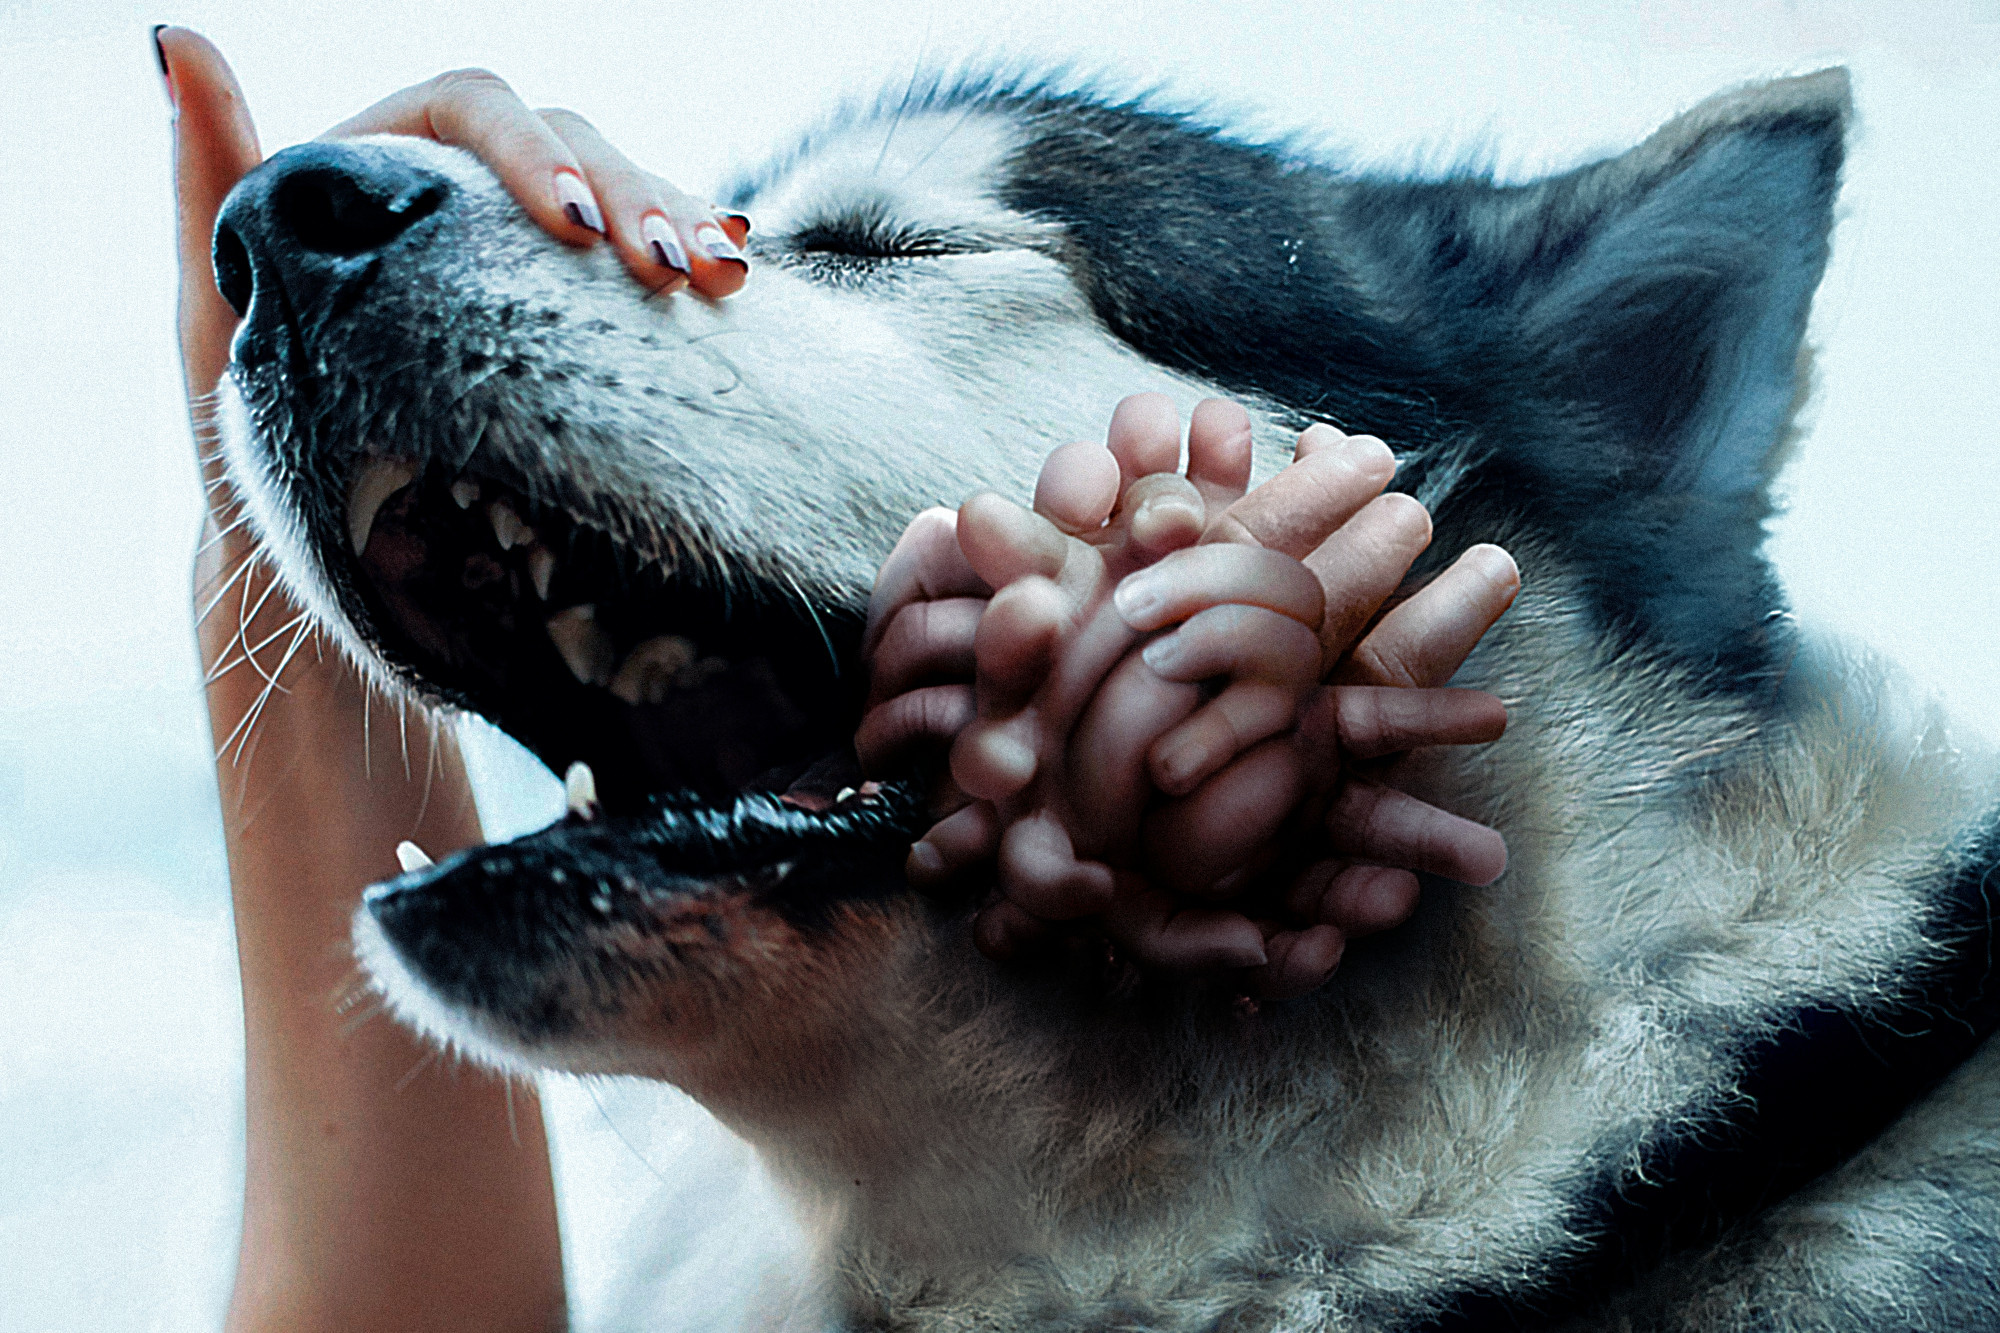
[209,66,2000,1330]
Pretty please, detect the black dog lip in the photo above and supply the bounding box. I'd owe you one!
[364,776,932,936]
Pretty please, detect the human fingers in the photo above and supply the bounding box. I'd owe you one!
[1149,681,1298,798]
[1243,924,1346,1000]
[1325,781,1507,885]
[322,68,608,248]
[973,898,1052,962]
[1185,399,1254,512]
[1114,546,1326,634]
[1306,493,1432,657]
[1119,473,1207,560]
[1141,604,1321,796]
[959,492,1072,587]
[974,576,1068,712]
[1102,877,1269,971]
[1141,739,1304,896]
[1104,393,1182,488]
[865,598,982,707]
[855,683,976,776]
[1289,862,1423,938]
[1337,545,1520,688]
[1029,442,1122,537]
[1201,429,1395,557]
[160,28,262,419]
[1065,651,1202,855]
[1141,604,1323,688]
[864,508,988,659]
[1301,685,1509,761]
[907,800,1000,887]
[536,108,747,298]
[998,814,1116,920]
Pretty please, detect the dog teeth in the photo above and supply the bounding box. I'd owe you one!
[527,546,557,600]
[607,634,698,705]
[545,604,614,685]
[347,458,416,556]
[450,479,481,509]
[834,786,857,805]
[563,760,600,820]
[488,499,535,551]
[395,840,433,872]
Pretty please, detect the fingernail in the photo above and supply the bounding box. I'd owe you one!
[1468,543,1518,587]
[1139,631,1181,675]
[641,213,689,274]
[907,840,946,883]
[1113,574,1163,628]
[693,222,748,269]
[715,208,753,241]
[1224,940,1269,968]
[553,171,604,234]
[151,24,176,106]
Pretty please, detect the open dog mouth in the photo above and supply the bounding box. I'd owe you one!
[338,449,930,929]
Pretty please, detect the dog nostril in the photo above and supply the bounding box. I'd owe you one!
[272,166,449,258]
[212,221,253,318]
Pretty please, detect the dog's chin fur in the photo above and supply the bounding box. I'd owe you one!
[214,65,2000,1331]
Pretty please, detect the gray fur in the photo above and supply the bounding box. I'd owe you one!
[213,66,2000,1330]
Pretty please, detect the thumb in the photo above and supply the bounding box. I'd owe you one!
[159,26,260,415]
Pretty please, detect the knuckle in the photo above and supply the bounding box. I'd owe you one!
[432,66,512,96]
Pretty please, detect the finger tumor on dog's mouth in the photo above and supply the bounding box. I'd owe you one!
[340,449,883,825]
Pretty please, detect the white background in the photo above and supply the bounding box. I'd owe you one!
[1,1,1995,1328]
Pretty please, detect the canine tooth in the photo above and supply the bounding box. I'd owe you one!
[395,840,433,872]
[564,761,600,820]
[835,787,857,804]
[527,546,557,600]
[488,499,535,551]
[450,479,481,509]
[545,605,614,685]
[347,458,416,556]
[608,634,698,706]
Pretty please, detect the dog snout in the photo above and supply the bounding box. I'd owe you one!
[213,142,452,320]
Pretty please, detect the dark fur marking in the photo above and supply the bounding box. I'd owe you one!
[975,80,1845,696]
[1432,809,2000,1330]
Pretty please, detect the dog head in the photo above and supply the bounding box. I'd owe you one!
[212,71,1847,1091]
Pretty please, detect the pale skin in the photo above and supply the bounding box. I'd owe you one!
[859,395,1519,998]
[161,27,744,1331]
[163,26,1515,1323]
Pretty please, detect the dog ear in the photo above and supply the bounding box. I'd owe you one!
[1354,70,1848,687]
[1485,69,1847,502]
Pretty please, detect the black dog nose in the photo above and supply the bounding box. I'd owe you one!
[213,142,452,318]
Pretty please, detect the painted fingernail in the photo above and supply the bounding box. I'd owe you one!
[151,24,176,106]
[715,209,753,242]
[640,213,689,274]
[1113,573,1163,627]
[694,222,748,269]
[553,171,605,234]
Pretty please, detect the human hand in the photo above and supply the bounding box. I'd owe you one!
[859,394,1518,996]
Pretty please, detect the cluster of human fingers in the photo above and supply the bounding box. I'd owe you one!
[859,393,1521,999]
[321,67,750,297]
